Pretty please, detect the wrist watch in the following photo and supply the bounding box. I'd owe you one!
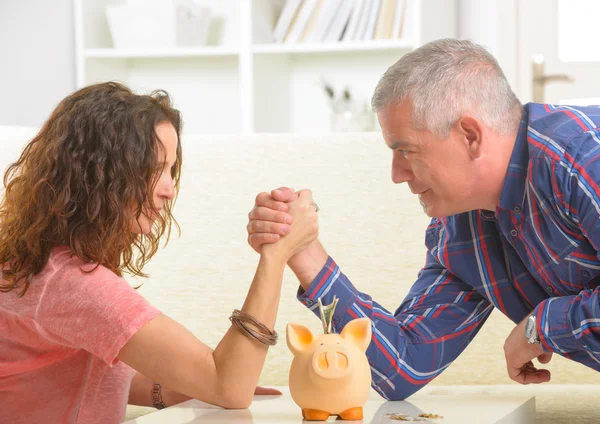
[525,314,541,345]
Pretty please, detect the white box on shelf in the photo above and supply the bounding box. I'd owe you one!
[176,4,211,46]
[106,4,177,48]
[106,1,211,49]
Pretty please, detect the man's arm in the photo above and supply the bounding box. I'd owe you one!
[297,251,493,400]
[287,240,328,289]
[533,132,600,355]
[248,187,493,400]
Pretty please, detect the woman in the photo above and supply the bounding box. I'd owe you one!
[0,82,318,424]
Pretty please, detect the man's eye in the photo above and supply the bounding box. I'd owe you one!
[397,149,409,157]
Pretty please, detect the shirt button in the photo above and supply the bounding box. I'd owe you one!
[513,205,521,213]
[306,299,314,306]
[510,229,518,237]
[582,270,591,279]
[546,286,554,294]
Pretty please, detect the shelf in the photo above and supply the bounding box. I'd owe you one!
[85,41,412,58]
[252,40,414,55]
[75,0,457,134]
[84,47,239,59]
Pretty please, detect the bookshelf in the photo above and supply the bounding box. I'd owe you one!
[74,0,456,134]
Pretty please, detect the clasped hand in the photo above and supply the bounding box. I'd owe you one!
[248,187,317,261]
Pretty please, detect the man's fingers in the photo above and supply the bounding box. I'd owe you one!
[248,206,292,225]
[271,187,298,203]
[520,368,551,384]
[537,352,553,364]
[509,361,551,384]
[255,192,290,212]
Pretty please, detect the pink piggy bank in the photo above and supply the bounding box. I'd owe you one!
[286,317,372,421]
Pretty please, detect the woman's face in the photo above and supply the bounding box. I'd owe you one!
[130,121,178,234]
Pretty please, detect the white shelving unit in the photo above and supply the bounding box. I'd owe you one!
[74,0,456,134]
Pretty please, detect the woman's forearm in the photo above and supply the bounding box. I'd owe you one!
[128,372,191,407]
[211,250,286,407]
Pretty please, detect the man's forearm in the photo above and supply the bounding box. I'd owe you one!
[128,372,191,407]
[287,240,328,290]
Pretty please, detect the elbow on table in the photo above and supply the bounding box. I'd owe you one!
[211,386,253,410]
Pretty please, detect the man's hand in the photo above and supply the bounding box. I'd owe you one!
[247,187,299,253]
[254,386,282,396]
[247,186,327,289]
[503,314,553,384]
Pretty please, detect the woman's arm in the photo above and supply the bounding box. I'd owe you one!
[118,190,317,409]
[128,372,281,407]
[128,372,191,407]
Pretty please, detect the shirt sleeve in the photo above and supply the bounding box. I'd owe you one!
[35,260,161,366]
[297,253,493,400]
[534,131,600,354]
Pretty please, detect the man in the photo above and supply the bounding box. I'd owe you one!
[246,38,600,400]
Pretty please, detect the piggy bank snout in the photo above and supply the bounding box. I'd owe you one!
[311,342,353,380]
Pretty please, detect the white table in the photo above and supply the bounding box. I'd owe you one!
[124,386,535,423]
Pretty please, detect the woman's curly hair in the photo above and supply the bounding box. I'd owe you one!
[0,82,183,296]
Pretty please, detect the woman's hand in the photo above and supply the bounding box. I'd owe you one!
[261,189,318,262]
[254,386,282,396]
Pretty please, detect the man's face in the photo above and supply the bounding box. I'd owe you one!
[377,101,477,218]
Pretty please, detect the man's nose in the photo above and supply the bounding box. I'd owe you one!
[391,155,414,184]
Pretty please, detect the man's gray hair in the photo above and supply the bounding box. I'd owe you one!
[371,38,522,136]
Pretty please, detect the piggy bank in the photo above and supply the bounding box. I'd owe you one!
[286,317,372,421]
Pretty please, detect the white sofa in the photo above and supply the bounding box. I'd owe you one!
[1,126,599,423]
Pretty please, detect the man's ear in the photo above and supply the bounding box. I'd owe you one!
[456,116,484,159]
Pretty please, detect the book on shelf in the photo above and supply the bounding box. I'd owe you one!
[322,0,355,42]
[272,0,302,43]
[273,0,408,44]
[353,0,372,41]
[364,0,407,41]
[303,0,343,43]
[341,0,365,42]
[374,0,395,39]
[391,0,407,39]
[299,0,326,42]
[362,0,381,40]
[284,0,320,44]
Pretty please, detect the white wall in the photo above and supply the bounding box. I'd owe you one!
[456,0,519,97]
[0,0,76,127]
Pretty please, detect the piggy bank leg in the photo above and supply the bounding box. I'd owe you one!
[338,406,363,420]
[302,408,330,421]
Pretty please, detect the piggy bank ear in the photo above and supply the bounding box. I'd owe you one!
[286,323,314,356]
[340,318,372,352]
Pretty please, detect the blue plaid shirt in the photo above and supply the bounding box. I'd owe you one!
[298,103,600,400]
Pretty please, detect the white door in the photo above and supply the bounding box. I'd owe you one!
[518,0,600,105]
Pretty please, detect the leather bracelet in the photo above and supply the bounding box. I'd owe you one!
[151,382,167,410]
[229,309,278,346]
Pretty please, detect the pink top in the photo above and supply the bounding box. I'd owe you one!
[0,246,161,424]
